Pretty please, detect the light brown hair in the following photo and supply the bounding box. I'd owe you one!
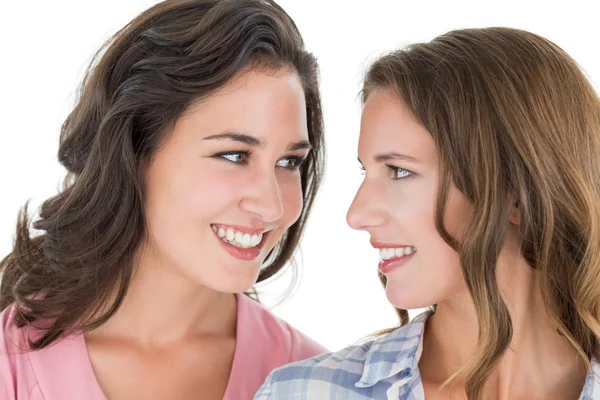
[362,27,600,399]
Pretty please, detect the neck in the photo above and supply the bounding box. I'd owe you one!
[419,251,587,399]
[87,243,237,345]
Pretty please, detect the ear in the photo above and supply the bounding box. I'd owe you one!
[508,197,521,226]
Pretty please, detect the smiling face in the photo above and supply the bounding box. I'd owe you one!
[140,69,310,293]
[346,89,470,310]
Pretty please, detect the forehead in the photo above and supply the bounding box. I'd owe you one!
[178,69,309,141]
[359,89,437,164]
[209,68,305,107]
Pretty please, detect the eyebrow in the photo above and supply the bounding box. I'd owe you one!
[203,132,312,151]
[357,152,419,165]
[374,152,419,163]
[203,132,264,147]
[287,140,312,151]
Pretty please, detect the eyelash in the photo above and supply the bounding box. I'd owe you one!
[214,151,308,171]
[386,164,412,180]
[215,151,252,165]
[358,164,413,180]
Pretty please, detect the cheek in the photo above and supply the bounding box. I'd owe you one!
[388,178,437,240]
[144,161,247,240]
[385,182,467,308]
[404,202,463,286]
[278,174,304,228]
[186,169,245,215]
[416,187,469,301]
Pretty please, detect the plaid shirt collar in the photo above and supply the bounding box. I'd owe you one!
[355,312,428,389]
[354,311,600,399]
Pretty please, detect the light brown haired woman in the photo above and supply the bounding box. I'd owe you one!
[256,27,600,400]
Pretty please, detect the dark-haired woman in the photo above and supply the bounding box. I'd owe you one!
[0,1,326,399]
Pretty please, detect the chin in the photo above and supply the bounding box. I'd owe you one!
[210,278,257,294]
[210,265,262,294]
[385,283,435,310]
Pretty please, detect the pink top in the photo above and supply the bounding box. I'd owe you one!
[0,293,327,399]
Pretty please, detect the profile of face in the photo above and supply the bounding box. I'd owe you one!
[140,69,310,293]
[347,89,470,310]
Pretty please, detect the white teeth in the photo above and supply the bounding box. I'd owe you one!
[212,225,264,249]
[242,234,251,248]
[379,247,416,261]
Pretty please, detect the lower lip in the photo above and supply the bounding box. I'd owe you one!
[215,232,268,261]
[379,253,415,274]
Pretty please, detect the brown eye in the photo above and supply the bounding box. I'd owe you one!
[216,152,250,164]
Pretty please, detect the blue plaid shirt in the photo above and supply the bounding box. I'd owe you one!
[255,312,600,400]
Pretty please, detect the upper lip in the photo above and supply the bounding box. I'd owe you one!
[211,223,269,235]
[370,240,413,249]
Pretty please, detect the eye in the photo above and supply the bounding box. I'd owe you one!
[215,151,251,164]
[387,165,412,180]
[276,156,308,171]
[358,164,366,175]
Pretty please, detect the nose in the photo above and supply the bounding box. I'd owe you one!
[239,169,284,223]
[346,180,386,231]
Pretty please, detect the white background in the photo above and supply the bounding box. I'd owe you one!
[1,1,599,351]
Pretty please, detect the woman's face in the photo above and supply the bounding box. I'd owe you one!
[347,89,470,309]
[141,69,310,293]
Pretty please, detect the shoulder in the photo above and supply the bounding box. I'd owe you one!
[1,304,25,347]
[255,339,380,399]
[254,313,429,400]
[1,304,31,371]
[0,304,99,400]
[238,294,327,362]
[0,304,40,400]
[226,294,328,399]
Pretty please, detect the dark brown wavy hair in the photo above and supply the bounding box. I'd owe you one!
[363,27,600,399]
[0,0,324,350]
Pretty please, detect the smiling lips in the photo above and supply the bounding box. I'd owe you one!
[211,224,269,261]
[212,224,264,248]
[371,242,417,274]
[379,246,415,260]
